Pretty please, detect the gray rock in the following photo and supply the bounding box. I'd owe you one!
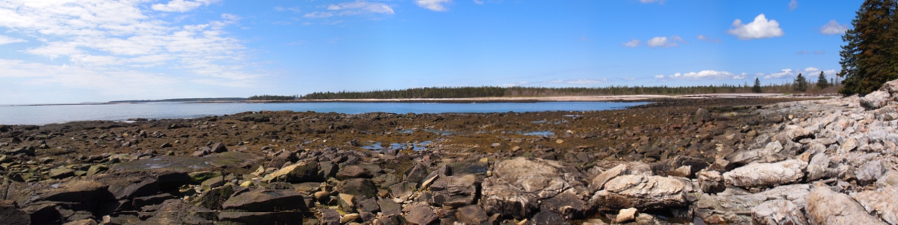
[261,160,320,183]
[405,205,437,225]
[143,199,215,225]
[589,174,687,210]
[695,184,810,224]
[694,108,712,123]
[429,174,479,208]
[218,211,303,225]
[49,167,75,179]
[589,162,652,192]
[481,157,586,219]
[405,163,428,186]
[338,178,377,198]
[614,208,637,223]
[336,165,374,180]
[861,91,891,110]
[356,197,380,213]
[319,208,341,225]
[525,209,570,225]
[856,160,885,184]
[0,200,30,225]
[806,186,885,225]
[850,186,898,225]
[456,205,489,225]
[751,200,808,225]
[784,126,814,141]
[377,199,401,216]
[222,189,307,212]
[723,160,806,188]
[877,170,898,187]
[806,153,832,181]
[839,138,858,153]
[191,185,234,210]
[697,170,725,193]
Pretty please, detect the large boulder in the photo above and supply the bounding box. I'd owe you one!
[0,200,30,225]
[589,174,687,210]
[222,189,308,212]
[694,184,810,224]
[806,187,885,225]
[337,178,377,198]
[481,157,587,219]
[861,90,891,110]
[723,160,806,188]
[850,186,898,225]
[588,162,652,192]
[261,160,320,183]
[429,174,479,208]
[751,200,808,225]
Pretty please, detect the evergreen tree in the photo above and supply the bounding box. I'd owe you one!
[817,71,830,88]
[794,73,809,92]
[752,78,763,93]
[839,0,898,95]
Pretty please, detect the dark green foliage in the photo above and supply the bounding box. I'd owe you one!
[794,73,809,92]
[247,95,297,101]
[298,83,813,99]
[108,98,246,103]
[752,78,763,93]
[817,71,830,89]
[839,0,898,95]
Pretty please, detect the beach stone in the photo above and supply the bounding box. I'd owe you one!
[0,200,30,225]
[526,209,569,225]
[30,180,110,212]
[49,167,75,179]
[377,199,401,216]
[320,208,340,225]
[784,126,813,141]
[723,160,806,188]
[429,174,479,208]
[697,170,725,193]
[191,185,234,210]
[694,108,711,123]
[589,162,652,192]
[806,186,885,225]
[222,189,307,212]
[261,160,319,183]
[695,184,810,224]
[861,91,891,110]
[218,212,303,225]
[405,205,437,225]
[751,200,808,225]
[614,208,637,223]
[455,205,489,225]
[336,165,373,180]
[86,165,107,177]
[404,163,428,186]
[850,186,898,225]
[856,160,885,184]
[482,157,585,219]
[338,178,377,198]
[589,174,687,210]
[143,199,215,225]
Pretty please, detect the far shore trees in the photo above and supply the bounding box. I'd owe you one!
[817,71,830,89]
[794,73,809,92]
[752,78,763,93]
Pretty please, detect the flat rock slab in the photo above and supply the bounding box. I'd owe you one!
[806,187,885,225]
[218,211,303,225]
[590,174,687,210]
[261,160,320,183]
[751,200,808,225]
[222,189,308,212]
[723,159,806,188]
[851,186,898,225]
[111,152,262,173]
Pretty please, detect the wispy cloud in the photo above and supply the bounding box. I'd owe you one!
[416,0,453,12]
[639,0,665,4]
[275,6,302,13]
[696,35,721,43]
[647,36,686,48]
[789,0,798,10]
[0,35,27,45]
[657,70,745,80]
[761,67,836,79]
[622,39,640,47]
[304,1,394,19]
[728,14,784,40]
[152,0,219,12]
[820,20,849,35]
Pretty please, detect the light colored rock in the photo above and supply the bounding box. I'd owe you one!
[751,200,808,225]
[861,91,891,110]
[723,159,806,188]
[851,186,898,225]
[697,170,724,193]
[260,160,319,183]
[614,208,637,223]
[806,186,885,225]
[784,126,813,142]
[856,160,885,183]
[840,138,859,153]
[695,184,810,224]
[482,157,586,219]
[590,174,687,210]
[589,162,652,192]
[806,153,831,181]
[878,170,898,187]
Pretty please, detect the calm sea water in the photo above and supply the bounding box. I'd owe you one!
[0,101,647,125]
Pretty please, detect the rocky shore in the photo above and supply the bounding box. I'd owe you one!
[2,84,893,225]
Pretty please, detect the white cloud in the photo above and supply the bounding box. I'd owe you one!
[152,0,219,12]
[760,67,836,79]
[646,36,685,48]
[727,14,784,40]
[473,0,484,4]
[221,13,241,21]
[304,12,335,18]
[820,20,850,35]
[275,6,302,13]
[327,1,395,15]
[789,0,798,10]
[416,0,453,12]
[661,70,743,80]
[697,35,721,43]
[639,0,665,4]
[0,35,26,45]
[622,39,640,47]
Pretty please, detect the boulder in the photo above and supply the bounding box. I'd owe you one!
[481,157,586,219]
[405,205,437,225]
[751,200,808,225]
[429,174,479,208]
[338,178,377,198]
[336,165,374,180]
[695,184,810,224]
[404,163,428,185]
[850,186,898,225]
[694,108,712,123]
[191,185,234,210]
[697,170,725,193]
[589,162,652,192]
[614,208,637,223]
[806,186,885,225]
[723,160,806,188]
[30,180,111,212]
[456,205,489,225]
[0,200,30,225]
[856,160,885,184]
[590,174,687,210]
[142,199,215,225]
[784,126,813,141]
[861,90,891,110]
[261,160,320,183]
[222,189,308,212]
[377,198,402,216]
[49,168,75,179]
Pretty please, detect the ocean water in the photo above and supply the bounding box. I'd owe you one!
[0,101,647,125]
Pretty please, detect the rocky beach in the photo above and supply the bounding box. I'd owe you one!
[0,82,895,225]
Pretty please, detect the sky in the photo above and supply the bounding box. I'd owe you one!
[0,0,862,104]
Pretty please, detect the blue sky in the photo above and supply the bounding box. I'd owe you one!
[0,0,860,104]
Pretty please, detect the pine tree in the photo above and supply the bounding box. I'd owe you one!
[839,0,898,95]
[752,78,763,93]
[817,71,830,88]
[794,73,809,92]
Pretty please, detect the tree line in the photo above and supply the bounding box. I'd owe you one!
[297,79,840,100]
[839,0,898,95]
[247,95,298,101]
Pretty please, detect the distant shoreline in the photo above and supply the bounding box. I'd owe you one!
[6,93,832,106]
